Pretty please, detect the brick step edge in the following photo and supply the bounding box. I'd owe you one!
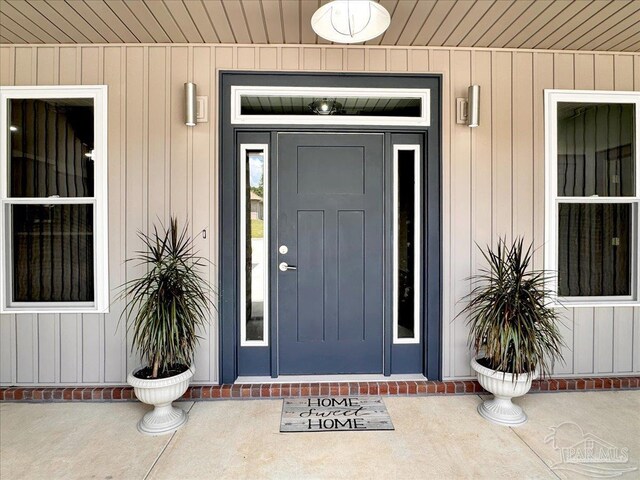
[1,377,638,402]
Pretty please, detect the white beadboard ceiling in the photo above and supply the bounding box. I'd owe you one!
[0,0,638,52]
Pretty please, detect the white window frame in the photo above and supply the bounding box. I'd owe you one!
[393,144,421,343]
[544,89,640,307]
[231,86,430,127]
[239,144,269,347]
[0,85,109,313]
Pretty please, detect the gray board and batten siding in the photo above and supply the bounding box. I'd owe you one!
[1,45,639,386]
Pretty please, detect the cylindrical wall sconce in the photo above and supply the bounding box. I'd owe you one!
[467,85,480,127]
[185,82,197,126]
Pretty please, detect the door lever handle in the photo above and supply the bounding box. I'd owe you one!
[279,262,297,272]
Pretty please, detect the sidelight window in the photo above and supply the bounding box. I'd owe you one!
[1,86,108,313]
[545,90,640,305]
[393,145,421,343]
[239,144,269,346]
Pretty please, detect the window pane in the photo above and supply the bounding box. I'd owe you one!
[558,203,631,297]
[9,98,95,197]
[12,204,94,302]
[240,96,421,117]
[245,150,266,341]
[557,103,635,197]
[397,149,417,338]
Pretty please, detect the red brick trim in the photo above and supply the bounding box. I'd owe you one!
[1,376,638,402]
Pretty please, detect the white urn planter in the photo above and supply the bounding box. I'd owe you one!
[127,366,194,436]
[470,358,536,426]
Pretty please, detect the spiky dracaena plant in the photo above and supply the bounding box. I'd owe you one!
[460,238,565,379]
[119,218,212,378]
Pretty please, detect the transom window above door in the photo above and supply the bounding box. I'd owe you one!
[230,86,430,126]
[545,90,640,306]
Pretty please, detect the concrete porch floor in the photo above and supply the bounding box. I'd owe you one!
[1,391,638,479]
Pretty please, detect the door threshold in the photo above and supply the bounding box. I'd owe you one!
[235,374,427,385]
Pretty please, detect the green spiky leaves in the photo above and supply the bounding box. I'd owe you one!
[461,238,565,380]
[118,218,213,378]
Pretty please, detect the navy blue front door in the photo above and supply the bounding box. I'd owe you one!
[276,133,385,374]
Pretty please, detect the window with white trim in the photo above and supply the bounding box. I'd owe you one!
[545,90,639,305]
[1,86,109,313]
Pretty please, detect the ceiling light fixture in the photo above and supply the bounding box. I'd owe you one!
[309,98,343,115]
[311,0,391,44]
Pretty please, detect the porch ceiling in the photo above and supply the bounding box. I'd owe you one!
[0,1,638,52]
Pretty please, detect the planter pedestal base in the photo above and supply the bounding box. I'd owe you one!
[477,396,527,426]
[138,403,188,436]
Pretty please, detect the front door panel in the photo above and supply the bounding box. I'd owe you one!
[277,133,384,374]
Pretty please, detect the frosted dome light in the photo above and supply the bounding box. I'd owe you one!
[311,1,391,44]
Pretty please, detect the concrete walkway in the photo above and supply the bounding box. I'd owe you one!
[1,391,638,479]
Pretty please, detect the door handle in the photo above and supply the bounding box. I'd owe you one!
[279,262,297,272]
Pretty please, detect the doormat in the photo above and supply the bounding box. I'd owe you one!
[280,396,394,432]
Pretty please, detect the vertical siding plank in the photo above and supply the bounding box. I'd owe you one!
[573,309,594,374]
[633,307,640,373]
[471,51,493,260]
[389,49,408,72]
[325,49,343,71]
[192,46,212,382]
[59,314,79,383]
[14,47,34,85]
[491,51,512,241]
[103,46,125,383]
[35,296,57,386]
[368,49,386,71]
[512,52,534,243]
[147,47,168,222]
[0,47,12,85]
[15,314,35,382]
[237,47,255,70]
[215,47,233,69]
[554,309,574,375]
[595,307,614,373]
[259,47,277,70]
[81,47,99,84]
[0,315,13,383]
[170,47,189,219]
[614,55,634,91]
[210,46,219,382]
[125,47,146,373]
[594,54,614,90]
[574,54,595,90]
[303,48,321,71]
[410,50,429,72]
[613,307,634,372]
[81,315,101,382]
[281,47,299,70]
[450,50,473,378]
[554,53,575,89]
[430,50,451,377]
[347,49,365,71]
[532,52,554,270]
[36,47,55,85]
[58,47,77,85]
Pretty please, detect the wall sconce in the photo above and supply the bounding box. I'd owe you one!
[184,82,197,126]
[455,85,480,127]
[467,85,480,128]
